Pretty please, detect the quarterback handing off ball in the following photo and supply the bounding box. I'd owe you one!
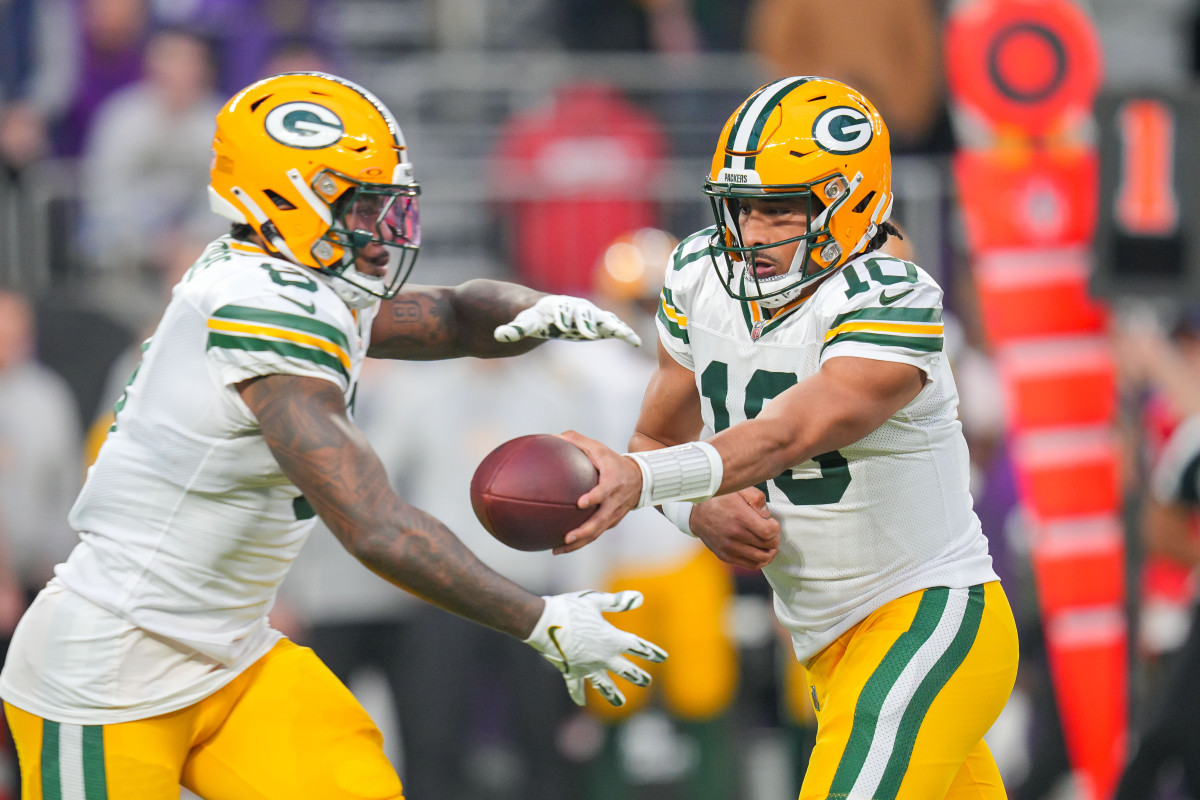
[470,434,599,551]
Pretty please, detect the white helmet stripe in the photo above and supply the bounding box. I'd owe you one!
[230,186,272,225]
[231,185,304,264]
[728,77,810,171]
[848,189,893,256]
[811,172,863,232]
[286,168,333,225]
[876,192,893,225]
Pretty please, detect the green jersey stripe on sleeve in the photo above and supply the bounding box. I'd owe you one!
[831,306,942,327]
[671,229,718,272]
[657,305,690,344]
[207,332,350,379]
[822,331,944,354]
[212,305,350,351]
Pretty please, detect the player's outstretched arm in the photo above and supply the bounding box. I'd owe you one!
[368,280,638,360]
[239,372,665,704]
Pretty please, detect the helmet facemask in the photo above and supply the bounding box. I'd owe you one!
[703,172,858,308]
[315,172,421,302]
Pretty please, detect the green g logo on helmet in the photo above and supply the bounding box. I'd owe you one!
[812,106,873,155]
[264,102,345,150]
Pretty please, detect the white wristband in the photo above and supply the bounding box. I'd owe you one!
[626,441,723,509]
[661,501,696,536]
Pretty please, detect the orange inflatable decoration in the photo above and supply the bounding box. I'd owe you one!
[947,1,1125,798]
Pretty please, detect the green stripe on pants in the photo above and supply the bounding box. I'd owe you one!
[827,587,949,796]
[42,720,62,800]
[874,584,986,800]
[82,726,107,800]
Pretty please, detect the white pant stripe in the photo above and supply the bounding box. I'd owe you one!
[57,723,87,800]
[848,587,970,800]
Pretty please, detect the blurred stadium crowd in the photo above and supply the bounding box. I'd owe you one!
[4,0,1200,799]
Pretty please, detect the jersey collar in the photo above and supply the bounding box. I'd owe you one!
[738,274,814,341]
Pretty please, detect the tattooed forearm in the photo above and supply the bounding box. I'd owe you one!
[368,279,544,360]
[238,374,544,638]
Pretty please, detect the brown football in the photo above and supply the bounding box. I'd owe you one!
[470,434,599,551]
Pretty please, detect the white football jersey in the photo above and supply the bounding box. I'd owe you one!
[658,228,998,662]
[1,236,375,722]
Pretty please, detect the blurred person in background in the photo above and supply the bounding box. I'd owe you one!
[746,0,950,154]
[554,0,744,53]
[1108,314,1200,800]
[51,0,150,158]
[559,76,1017,800]
[0,72,666,799]
[152,0,339,97]
[1,0,80,284]
[259,35,341,79]
[0,0,72,172]
[0,289,83,799]
[580,229,739,800]
[489,81,668,297]
[0,290,82,603]
[1113,409,1200,799]
[80,27,226,289]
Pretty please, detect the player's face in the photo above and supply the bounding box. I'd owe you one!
[736,197,811,279]
[340,192,404,277]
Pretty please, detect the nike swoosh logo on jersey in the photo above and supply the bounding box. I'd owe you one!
[879,288,914,305]
[280,295,316,314]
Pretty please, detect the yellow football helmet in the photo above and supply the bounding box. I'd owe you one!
[208,72,420,305]
[703,76,893,307]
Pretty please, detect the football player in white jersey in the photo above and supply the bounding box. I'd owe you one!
[557,77,1019,800]
[0,72,667,800]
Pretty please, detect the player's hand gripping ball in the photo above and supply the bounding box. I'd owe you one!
[470,434,598,551]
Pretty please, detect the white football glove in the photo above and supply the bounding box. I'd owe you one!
[494,295,642,346]
[524,590,667,706]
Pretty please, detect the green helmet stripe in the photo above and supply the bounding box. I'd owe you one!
[724,77,811,172]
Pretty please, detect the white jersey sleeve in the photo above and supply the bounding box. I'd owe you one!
[656,227,718,371]
[819,254,945,380]
[203,271,354,393]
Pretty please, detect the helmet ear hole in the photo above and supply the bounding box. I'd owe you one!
[264,189,296,210]
[852,190,876,214]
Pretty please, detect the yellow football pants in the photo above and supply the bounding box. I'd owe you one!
[588,548,738,721]
[4,639,403,800]
[799,581,1018,800]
